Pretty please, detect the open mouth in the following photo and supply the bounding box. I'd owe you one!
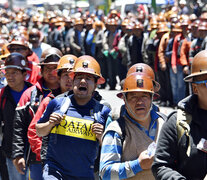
[79,87,87,91]
[136,107,145,111]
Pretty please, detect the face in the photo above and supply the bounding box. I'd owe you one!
[181,25,188,33]
[59,69,73,93]
[133,29,143,37]
[75,24,83,31]
[191,27,198,37]
[73,72,97,101]
[86,24,92,30]
[193,74,207,109]
[5,68,26,90]
[125,92,152,122]
[41,64,59,85]
[8,45,29,58]
[95,26,102,32]
[199,30,207,39]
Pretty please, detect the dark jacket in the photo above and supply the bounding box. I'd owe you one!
[0,82,32,158]
[70,28,85,56]
[128,34,144,66]
[152,95,207,180]
[12,78,61,164]
[52,28,64,51]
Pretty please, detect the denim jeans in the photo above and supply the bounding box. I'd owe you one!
[6,158,29,180]
[169,64,186,105]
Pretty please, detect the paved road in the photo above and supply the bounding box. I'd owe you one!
[97,89,175,118]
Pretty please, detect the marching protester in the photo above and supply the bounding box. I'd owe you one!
[0,53,32,180]
[1,2,207,179]
[12,47,62,180]
[27,54,77,163]
[152,50,207,180]
[100,64,165,179]
[36,55,111,179]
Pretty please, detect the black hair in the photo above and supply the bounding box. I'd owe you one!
[21,69,27,74]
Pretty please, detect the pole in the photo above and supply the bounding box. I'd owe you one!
[151,0,156,13]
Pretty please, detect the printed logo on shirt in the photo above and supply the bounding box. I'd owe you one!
[51,115,96,141]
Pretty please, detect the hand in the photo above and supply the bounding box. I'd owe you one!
[92,123,104,143]
[13,157,26,175]
[48,113,63,126]
[138,150,154,170]
[172,66,177,74]
[110,49,115,54]
[160,64,167,71]
[66,47,70,53]
[183,66,189,75]
[103,50,109,57]
[61,47,65,54]
[76,47,81,52]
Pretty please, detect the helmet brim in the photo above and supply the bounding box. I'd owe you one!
[184,71,207,82]
[69,71,105,85]
[117,89,159,99]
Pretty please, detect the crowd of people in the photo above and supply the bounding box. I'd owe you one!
[0,0,207,179]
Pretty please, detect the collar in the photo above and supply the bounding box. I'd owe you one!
[123,107,159,131]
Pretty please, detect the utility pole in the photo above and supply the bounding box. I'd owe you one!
[8,0,13,10]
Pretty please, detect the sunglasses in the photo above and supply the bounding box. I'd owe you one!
[193,80,207,88]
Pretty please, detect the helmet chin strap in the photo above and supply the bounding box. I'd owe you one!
[123,93,153,121]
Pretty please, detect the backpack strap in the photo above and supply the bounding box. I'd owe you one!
[156,111,167,121]
[59,96,71,115]
[117,116,126,145]
[92,100,102,123]
[176,109,192,157]
[53,96,71,144]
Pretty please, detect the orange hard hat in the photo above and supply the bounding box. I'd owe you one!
[110,9,118,15]
[29,28,41,42]
[85,17,94,25]
[157,23,169,33]
[172,23,182,32]
[127,63,160,92]
[157,15,166,22]
[184,50,207,82]
[150,21,158,29]
[0,43,10,60]
[117,74,157,98]
[198,21,207,31]
[181,18,191,26]
[75,17,84,25]
[189,14,197,22]
[191,19,200,28]
[92,20,105,30]
[121,18,130,26]
[133,22,144,30]
[57,54,77,72]
[69,55,105,85]
[200,12,207,21]
[106,18,118,25]
[7,36,33,56]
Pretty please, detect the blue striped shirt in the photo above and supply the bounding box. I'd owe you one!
[99,108,159,179]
